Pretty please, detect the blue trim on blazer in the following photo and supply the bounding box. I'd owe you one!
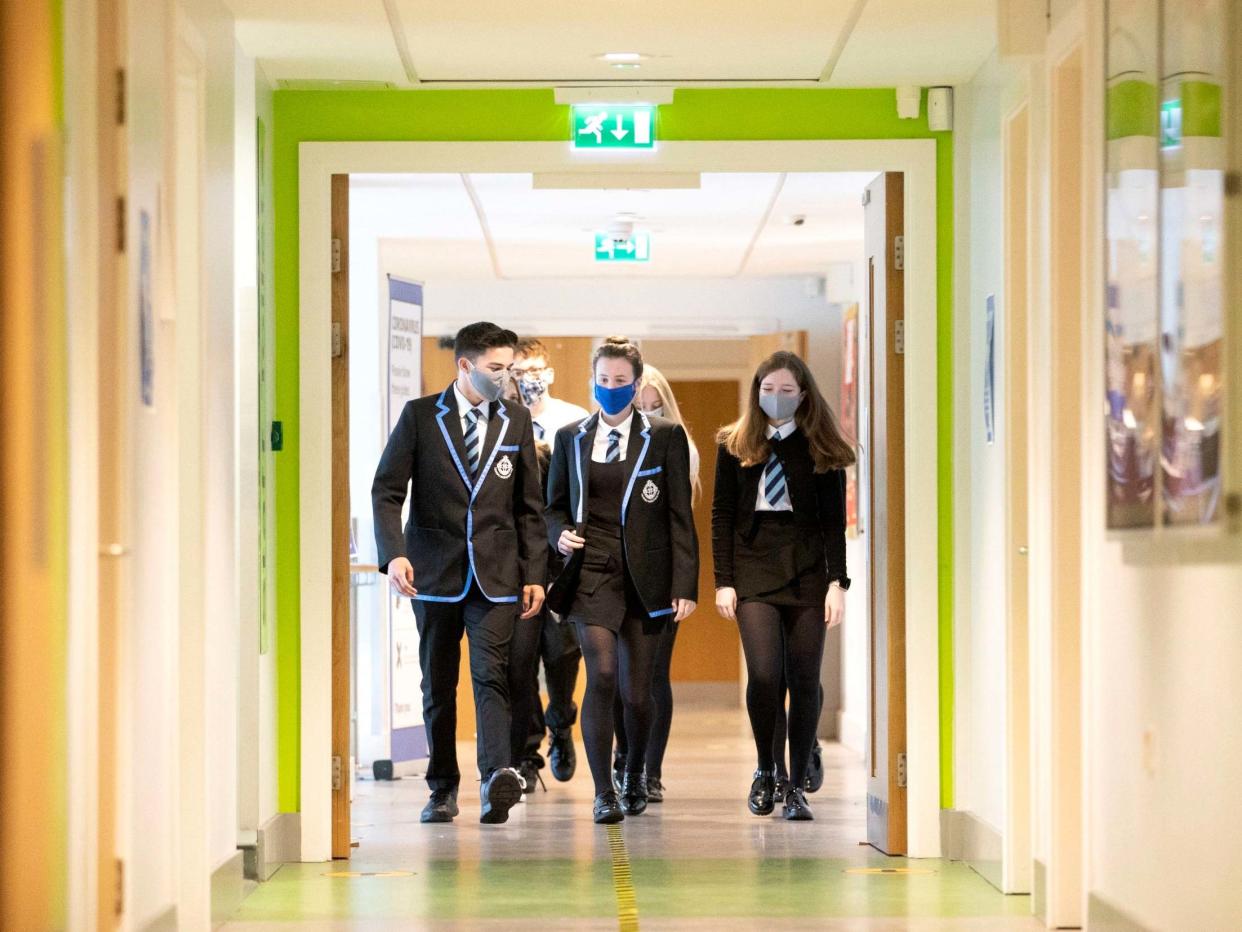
[620,412,653,526]
[420,387,519,605]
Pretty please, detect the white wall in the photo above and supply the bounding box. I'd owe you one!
[118,0,249,923]
[951,48,1024,841]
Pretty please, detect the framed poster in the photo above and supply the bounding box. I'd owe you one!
[1104,0,1228,530]
[841,303,860,536]
[386,276,428,760]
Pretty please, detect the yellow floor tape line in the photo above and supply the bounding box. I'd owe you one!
[605,823,640,930]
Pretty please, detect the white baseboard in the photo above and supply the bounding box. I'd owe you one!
[248,811,300,875]
[210,850,255,924]
[940,808,1004,892]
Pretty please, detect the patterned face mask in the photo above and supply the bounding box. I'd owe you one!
[518,375,548,407]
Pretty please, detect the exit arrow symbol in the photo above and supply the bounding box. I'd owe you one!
[619,239,636,254]
[611,114,628,140]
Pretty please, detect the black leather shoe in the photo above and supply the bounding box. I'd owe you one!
[549,728,576,782]
[620,773,648,815]
[420,789,458,823]
[773,776,791,805]
[647,778,665,803]
[748,770,776,816]
[611,750,625,794]
[782,786,814,821]
[805,742,825,793]
[593,790,624,824]
[480,768,523,824]
[518,758,543,796]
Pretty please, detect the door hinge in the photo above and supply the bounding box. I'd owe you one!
[331,237,342,273]
[894,319,905,355]
[116,196,126,252]
[332,755,343,792]
[893,234,905,271]
[114,857,124,916]
[896,752,908,788]
[331,322,343,358]
[116,68,126,125]
[861,187,871,206]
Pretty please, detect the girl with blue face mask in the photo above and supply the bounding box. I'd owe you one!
[544,336,699,824]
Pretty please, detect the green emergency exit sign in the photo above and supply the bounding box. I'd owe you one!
[572,104,656,149]
[595,233,651,262]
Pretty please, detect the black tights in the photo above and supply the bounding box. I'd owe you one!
[772,680,825,780]
[612,623,677,780]
[577,617,661,796]
[737,601,826,787]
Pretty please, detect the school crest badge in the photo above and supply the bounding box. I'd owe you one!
[641,479,660,503]
[494,455,514,480]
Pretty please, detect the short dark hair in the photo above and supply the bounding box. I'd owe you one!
[592,335,643,381]
[453,321,518,362]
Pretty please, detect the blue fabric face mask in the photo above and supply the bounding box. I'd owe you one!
[594,381,636,416]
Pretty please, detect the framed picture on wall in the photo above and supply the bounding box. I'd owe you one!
[1104,0,1228,531]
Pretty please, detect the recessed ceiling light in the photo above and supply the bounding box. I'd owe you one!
[597,52,646,63]
[612,62,641,70]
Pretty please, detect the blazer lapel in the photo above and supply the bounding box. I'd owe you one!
[434,384,472,489]
[620,409,652,523]
[471,402,510,496]
[572,413,598,525]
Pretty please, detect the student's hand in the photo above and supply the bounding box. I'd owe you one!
[825,584,846,628]
[715,586,738,621]
[387,557,417,598]
[558,529,585,555]
[672,598,697,622]
[521,584,545,619]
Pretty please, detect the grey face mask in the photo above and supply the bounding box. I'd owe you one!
[468,361,507,403]
[758,392,803,422]
[640,406,665,419]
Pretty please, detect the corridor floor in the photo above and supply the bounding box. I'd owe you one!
[223,700,1038,930]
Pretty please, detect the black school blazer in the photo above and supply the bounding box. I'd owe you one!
[371,384,548,604]
[711,430,849,596]
[546,410,699,619]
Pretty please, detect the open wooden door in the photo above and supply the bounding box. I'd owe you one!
[863,172,907,856]
[330,174,351,858]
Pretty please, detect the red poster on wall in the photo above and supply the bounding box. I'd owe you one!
[841,304,859,537]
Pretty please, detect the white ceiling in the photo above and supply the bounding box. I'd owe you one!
[229,0,995,87]
[350,171,872,279]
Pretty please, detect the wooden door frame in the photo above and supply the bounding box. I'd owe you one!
[1001,98,1033,896]
[329,175,351,858]
[297,139,943,860]
[864,173,907,855]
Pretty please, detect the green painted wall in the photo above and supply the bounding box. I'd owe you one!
[271,87,955,811]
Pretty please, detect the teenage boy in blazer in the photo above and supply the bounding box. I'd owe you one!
[372,321,547,825]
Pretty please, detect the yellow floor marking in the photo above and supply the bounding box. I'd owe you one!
[605,823,640,930]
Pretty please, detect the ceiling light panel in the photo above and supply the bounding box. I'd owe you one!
[392,0,858,81]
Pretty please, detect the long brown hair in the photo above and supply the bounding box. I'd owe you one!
[717,351,855,471]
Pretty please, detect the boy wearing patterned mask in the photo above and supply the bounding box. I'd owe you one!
[508,338,590,791]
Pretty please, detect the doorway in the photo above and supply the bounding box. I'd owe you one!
[297,140,942,861]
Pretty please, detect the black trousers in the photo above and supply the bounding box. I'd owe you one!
[413,584,516,793]
[515,613,581,761]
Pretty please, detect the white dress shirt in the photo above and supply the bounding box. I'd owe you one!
[592,412,634,463]
[453,383,489,434]
[532,395,590,441]
[754,420,798,512]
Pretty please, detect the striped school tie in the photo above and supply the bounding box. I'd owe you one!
[605,429,622,463]
[763,450,788,508]
[464,408,483,476]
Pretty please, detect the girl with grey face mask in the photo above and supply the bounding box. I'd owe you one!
[710,351,855,823]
